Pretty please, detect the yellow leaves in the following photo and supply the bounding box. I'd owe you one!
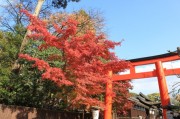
[48,10,96,36]
[176,94,180,102]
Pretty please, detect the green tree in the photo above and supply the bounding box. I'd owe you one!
[0,31,66,108]
[147,93,160,102]
[0,27,24,79]
[170,96,180,106]
[129,92,138,97]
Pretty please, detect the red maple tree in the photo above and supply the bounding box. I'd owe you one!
[19,10,133,113]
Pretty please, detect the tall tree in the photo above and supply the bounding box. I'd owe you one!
[8,0,81,72]
[19,10,132,111]
[0,8,108,110]
[48,9,104,35]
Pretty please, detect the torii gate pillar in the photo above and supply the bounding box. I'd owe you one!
[104,71,112,119]
[155,61,170,119]
[104,52,180,119]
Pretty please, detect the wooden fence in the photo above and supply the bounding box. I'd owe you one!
[0,104,93,119]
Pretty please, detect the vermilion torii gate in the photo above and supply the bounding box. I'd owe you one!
[104,52,180,119]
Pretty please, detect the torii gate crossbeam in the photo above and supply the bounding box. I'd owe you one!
[104,52,180,119]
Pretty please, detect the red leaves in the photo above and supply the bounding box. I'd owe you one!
[42,67,73,86]
[19,10,132,111]
[105,60,131,73]
[19,54,73,86]
[19,54,50,70]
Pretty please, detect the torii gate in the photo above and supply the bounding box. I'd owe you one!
[104,52,180,119]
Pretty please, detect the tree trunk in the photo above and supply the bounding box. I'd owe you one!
[12,0,45,72]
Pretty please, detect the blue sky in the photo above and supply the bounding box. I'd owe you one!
[1,0,180,95]
[66,0,180,58]
[65,0,180,95]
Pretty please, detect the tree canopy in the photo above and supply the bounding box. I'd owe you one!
[52,0,80,8]
[19,10,132,112]
[147,93,160,102]
[0,0,133,114]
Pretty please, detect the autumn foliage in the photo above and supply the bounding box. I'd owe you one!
[19,10,132,113]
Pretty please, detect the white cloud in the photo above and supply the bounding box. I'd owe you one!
[130,76,180,95]
[163,60,180,69]
[130,78,159,95]
[136,64,155,73]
